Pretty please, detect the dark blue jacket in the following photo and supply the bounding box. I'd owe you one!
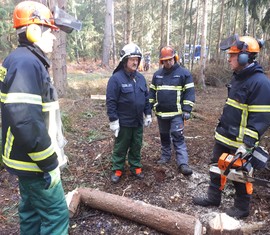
[0,43,58,176]
[106,69,151,127]
[149,63,195,118]
[215,62,270,149]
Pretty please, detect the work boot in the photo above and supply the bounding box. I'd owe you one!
[111,170,122,184]
[193,186,221,207]
[178,164,193,176]
[193,197,220,207]
[132,168,144,179]
[157,158,170,165]
[226,194,250,219]
[225,206,249,219]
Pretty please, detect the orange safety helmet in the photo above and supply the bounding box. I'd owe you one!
[227,36,260,54]
[13,1,58,30]
[159,46,179,63]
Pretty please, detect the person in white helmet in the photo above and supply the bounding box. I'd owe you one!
[106,43,152,184]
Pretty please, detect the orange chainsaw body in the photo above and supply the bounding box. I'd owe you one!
[218,153,246,171]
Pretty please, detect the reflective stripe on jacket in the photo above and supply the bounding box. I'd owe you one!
[215,62,270,149]
[149,63,195,118]
[0,45,60,176]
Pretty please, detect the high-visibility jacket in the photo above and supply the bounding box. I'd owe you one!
[215,62,270,149]
[149,63,195,118]
[0,43,67,176]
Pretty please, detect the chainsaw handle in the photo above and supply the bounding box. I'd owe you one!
[223,153,242,176]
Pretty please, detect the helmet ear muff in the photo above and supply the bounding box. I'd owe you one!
[238,52,249,66]
[237,42,249,66]
[26,24,42,43]
[235,34,249,66]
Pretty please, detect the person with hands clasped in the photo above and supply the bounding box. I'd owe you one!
[193,35,270,219]
[106,43,152,184]
[0,1,81,234]
[149,46,195,176]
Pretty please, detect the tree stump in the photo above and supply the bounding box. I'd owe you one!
[207,213,242,235]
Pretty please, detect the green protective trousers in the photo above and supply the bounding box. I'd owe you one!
[18,176,69,235]
[111,126,143,174]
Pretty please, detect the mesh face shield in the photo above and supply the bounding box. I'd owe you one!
[53,6,82,33]
[219,35,238,51]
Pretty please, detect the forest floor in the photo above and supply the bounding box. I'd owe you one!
[1,62,270,235]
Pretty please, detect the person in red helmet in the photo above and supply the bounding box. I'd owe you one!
[149,46,195,176]
[0,1,81,234]
[193,34,270,219]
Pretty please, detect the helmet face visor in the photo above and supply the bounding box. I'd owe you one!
[220,35,238,51]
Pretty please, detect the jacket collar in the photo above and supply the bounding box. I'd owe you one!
[19,42,51,69]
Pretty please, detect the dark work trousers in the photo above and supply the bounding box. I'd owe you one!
[111,126,143,174]
[157,115,189,166]
[209,142,252,210]
[18,176,69,235]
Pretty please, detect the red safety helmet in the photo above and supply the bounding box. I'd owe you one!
[13,1,58,30]
[159,46,179,63]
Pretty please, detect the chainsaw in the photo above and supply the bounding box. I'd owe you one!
[209,146,270,188]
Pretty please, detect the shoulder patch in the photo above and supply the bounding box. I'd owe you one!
[0,66,7,82]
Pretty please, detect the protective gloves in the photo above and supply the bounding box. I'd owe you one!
[144,115,152,127]
[110,119,120,137]
[182,112,191,121]
[44,167,61,189]
[235,144,253,157]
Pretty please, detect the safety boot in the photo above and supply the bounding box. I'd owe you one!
[193,186,221,207]
[111,170,122,184]
[132,168,144,179]
[225,206,249,219]
[179,164,193,176]
[226,194,250,219]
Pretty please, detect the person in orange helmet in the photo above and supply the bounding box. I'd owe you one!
[149,46,195,176]
[0,1,81,234]
[193,34,270,219]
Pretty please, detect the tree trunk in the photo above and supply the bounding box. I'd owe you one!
[215,0,224,61]
[67,188,203,235]
[243,0,249,35]
[207,0,214,61]
[47,0,68,98]
[199,0,207,89]
[166,0,171,45]
[160,0,166,49]
[102,0,113,68]
[126,0,133,43]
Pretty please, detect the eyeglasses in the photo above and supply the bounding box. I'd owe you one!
[226,53,238,59]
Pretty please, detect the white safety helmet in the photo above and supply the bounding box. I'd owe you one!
[119,43,142,62]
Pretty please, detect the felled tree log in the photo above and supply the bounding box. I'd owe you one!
[67,188,203,235]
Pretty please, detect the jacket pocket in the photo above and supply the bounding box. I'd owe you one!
[121,85,133,94]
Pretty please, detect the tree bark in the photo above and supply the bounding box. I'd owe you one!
[199,0,208,89]
[101,0,113,68]
[47,0,68,98]
[67,188,203,235]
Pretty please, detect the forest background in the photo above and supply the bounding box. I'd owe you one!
[0,0,270,97]
[1,1,270,234]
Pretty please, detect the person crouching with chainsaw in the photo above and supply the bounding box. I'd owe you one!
[193,35,270,219]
